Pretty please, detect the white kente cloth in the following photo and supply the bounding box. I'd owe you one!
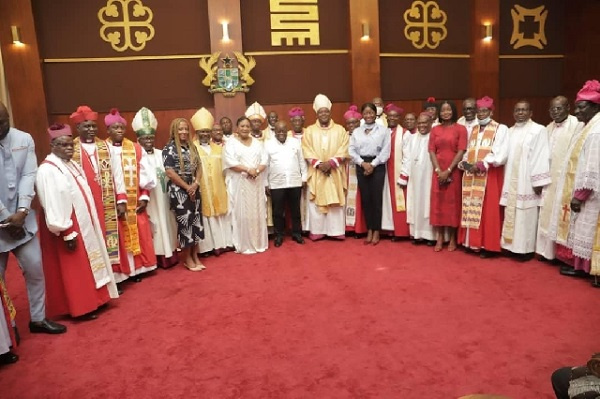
[536,115,582,259]
[146,148,177,258]
[223,137,269,254]
[399,132,435,240]
[500,120,551,253]
[36,153,118,295]
[568,114,600,274]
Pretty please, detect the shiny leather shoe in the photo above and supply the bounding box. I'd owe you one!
[559,266,589,278]
[291,235,305,244]
[29,319,67,334]
[0,351,19,365]
[274,236,283,247]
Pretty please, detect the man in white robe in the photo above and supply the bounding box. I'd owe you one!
[134,107,178,268]
[500,101,551,259]
[399,112,435,242]
[536,96,582,261]
[191,108,233,256]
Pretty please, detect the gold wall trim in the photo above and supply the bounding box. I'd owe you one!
[380,53,470,59]
[499,54,564,59]
[244,49,349,56]
[43,54,212,63]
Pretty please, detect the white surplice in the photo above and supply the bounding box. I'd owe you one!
[223,137,269,254]
[146,148,177,258]
[0,310,11,354]
[399,132,435,240]
[536,115,582,259]
[457,117,479,137]
[500,120,551,253]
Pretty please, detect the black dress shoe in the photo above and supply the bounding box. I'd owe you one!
[292,235,305,244]
[117,284,124,295]
[74,311,98,321]
[132,276,142,283]
[274,236,283,247]
[13,326,20,346]
[560,266,589,278]
[29,319,67,334]
[0,351,18,365]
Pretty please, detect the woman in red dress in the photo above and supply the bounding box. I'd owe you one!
[428,101,468,251]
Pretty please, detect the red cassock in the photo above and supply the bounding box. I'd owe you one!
[39,210,110,318]
[428,124,468,227]
[387,127,411,237]
[458,166,505,252]
[78,146,131,275]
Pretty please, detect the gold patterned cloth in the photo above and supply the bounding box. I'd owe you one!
[461,121,498,228]
[0,276,15,321]
[302,121,349,213]
[194,142,228,217]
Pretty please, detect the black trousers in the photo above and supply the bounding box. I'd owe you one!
[270,186,302,237]
[355,161,386,231]
[551,367,571,399]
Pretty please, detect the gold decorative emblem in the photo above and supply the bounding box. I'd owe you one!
[403,1,448,50]
[270,0,320,46]
[199,52,256,97]
[510,5,548,49]
[98,0,155,52]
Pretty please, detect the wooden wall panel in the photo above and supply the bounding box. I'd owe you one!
[470,0,499,109]
[0,0,49,159]
[498,97,554,127]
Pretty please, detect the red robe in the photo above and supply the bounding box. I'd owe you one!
[428,124,468,227]
[387,127,411,237]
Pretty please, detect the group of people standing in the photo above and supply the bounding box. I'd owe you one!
[1,79,599,367]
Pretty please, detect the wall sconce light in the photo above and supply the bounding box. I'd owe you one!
[11,26,24,46]
[482,23,492,41]
[361,22,370,41]
[222,22,230,42]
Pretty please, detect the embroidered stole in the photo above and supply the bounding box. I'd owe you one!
[345,161,358,226]
[119,139,141,256]
[72,138,119,263]
[461,121,498,229]
[392,128,407,212]
[196,143,228,217]
[502,124,526,243]
[0,276,15,321]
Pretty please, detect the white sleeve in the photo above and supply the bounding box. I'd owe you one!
[109,147,126,198]
[483,124,509,167]
[35,164,74,235]
[138,147,157,194]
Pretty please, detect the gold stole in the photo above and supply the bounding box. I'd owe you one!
[345,160,358,226]
[556,118,597,244]
[196,142,228,217]
[392,128,406,212]
[119,139,141,255]
[72,138,119,263]
[0,276,15,321]
[461,121,498,229]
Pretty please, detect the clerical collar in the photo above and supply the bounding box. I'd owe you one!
[82,138,94,144]
[111,141,123,147]
[554,117,568,127]
[200,142,210,146]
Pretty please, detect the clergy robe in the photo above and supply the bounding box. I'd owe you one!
[536,115,582,260]
[399,131,435,240]
[72,138,130,274]
[386,126,413,237]
[567,114,600,274]
[458,120,509,252]
[302,120,349,238]
[146,148,178,268]
[108,139,157,282]
[36,153,118,317]
[195,141,233,254]
[457,117,478,137]
[500,120,551,254]
[223,137,269,254]
[0,276,16,355]
[288,129,310,231]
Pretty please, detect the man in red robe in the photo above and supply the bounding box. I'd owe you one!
[36,124,118,319]
[105,109,157,283]
[458,96,509,257]
[385,103,411,240]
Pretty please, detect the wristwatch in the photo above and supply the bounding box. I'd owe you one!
[17,207,29,215]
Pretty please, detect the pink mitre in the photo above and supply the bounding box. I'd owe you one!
[384,103,404,114]
[104,108,127,127]
[288,107,305,118]
[344,105,361,121]
[576,80,600,104]
[476,96,494,110]
[48,123,72,140]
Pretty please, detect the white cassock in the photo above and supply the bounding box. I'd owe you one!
[196,143,233,254]
[146,148,177,259]
[500,120,551,254]
[223,138,269,254]
[399,132,435,240]
[536,115,582,259]
[457,117,479,137]
[0,311,10,355]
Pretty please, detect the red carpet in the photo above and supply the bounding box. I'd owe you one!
[0,238,598,398]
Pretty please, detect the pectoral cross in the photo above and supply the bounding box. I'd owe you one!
[562,203,570,221]
[123,158,136,187]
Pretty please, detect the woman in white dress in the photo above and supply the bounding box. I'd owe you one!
[223,117,269,254]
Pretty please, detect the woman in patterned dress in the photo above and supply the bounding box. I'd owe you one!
[163,118,205,271]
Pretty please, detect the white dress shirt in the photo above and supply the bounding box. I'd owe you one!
[264,137,307,189]
[349,123,391,167]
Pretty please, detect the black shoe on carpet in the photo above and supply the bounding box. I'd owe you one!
[0,351,19,365]
[29,319,67,334]
[559,266,589,278]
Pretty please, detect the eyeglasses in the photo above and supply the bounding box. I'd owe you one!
[53,142,74,148]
